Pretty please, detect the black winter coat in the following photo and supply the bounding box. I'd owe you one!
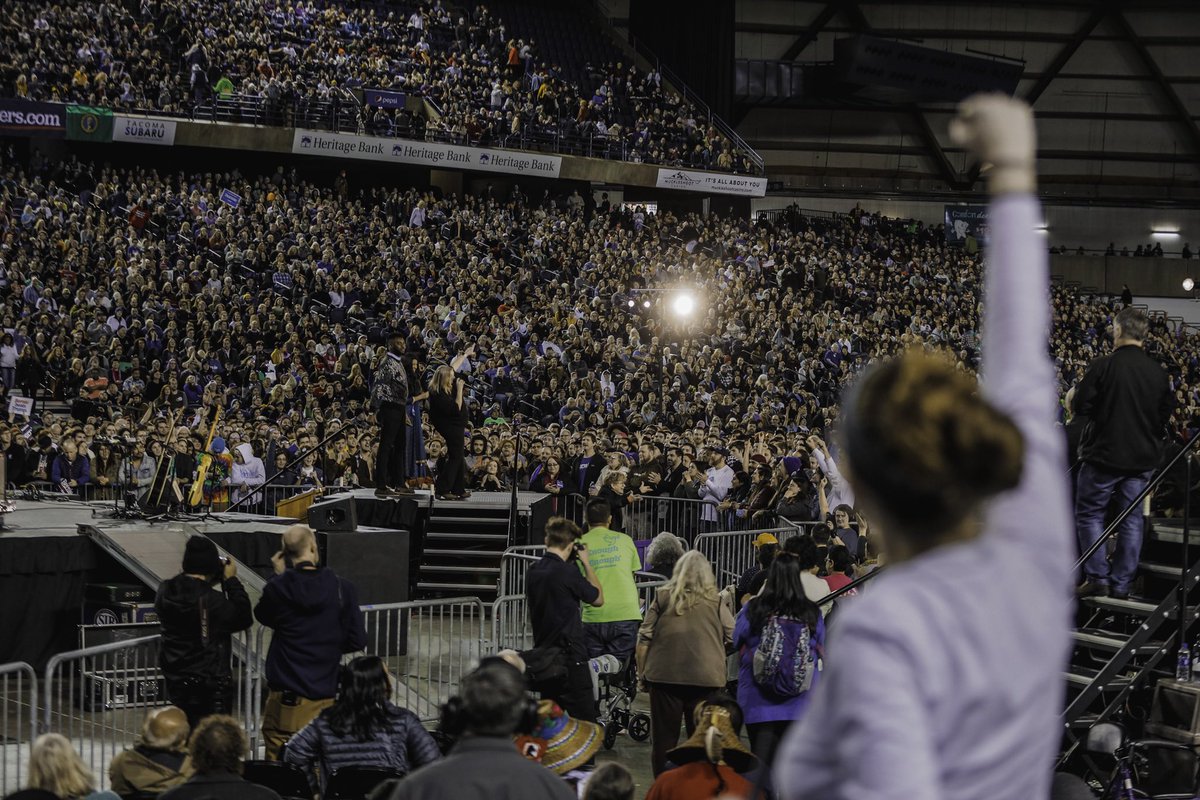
[155,575,253,682]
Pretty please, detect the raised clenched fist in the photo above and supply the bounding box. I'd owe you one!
[949,94,1036,195]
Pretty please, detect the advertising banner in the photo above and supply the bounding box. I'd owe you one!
[944,205,990,247]
[363,89,407,109]
[112,116,177,145]
[0,99,66,138]
[292,129,562,178]
[655,168,768,197]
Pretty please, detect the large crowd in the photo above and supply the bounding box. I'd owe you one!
[0,143,1196,520]
[1,92,1185,800]
[0,0,754,172]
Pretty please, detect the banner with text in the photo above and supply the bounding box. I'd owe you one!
[292,130,562,178]
[113,116,177,146]
[655,168,767,197]
[363,89,407,109]
[0,99,66,138]
[944,205,989,247]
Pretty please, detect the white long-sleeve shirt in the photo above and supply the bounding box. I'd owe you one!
[777,194,1073,800]
[698,464,734,522]
[812,447,854,510]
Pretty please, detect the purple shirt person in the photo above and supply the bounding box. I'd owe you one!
[776,96,1073,799]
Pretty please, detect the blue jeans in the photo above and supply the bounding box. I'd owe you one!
[1076,462,1152,594]
[584,620,640,662]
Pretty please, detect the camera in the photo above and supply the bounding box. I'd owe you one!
[219,556,230,565]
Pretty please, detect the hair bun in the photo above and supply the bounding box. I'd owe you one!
[848,349,1024,532]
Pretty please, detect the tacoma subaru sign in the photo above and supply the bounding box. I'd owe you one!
[292,129,562,178]
[113,116,177,145]
[655,168,767,197]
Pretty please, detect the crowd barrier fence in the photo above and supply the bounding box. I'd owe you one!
[0,662,36,795]
[355,598,486,725]
[558,494,815,543]
[694,526,808,586]
[490,574,668,656]
[29,597,479,791]
[42,634,166,793]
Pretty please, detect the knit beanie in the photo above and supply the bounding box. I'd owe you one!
[182,536,222,576]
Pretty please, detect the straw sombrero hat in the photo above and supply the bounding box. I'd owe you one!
[526,700,603,775]
[667,705,757,773]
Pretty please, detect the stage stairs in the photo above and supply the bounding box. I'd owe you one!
[1060,518,1200,768]
[417,499,511,601]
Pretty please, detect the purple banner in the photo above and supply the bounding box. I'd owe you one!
[363,89,407,109]
[0,99,66,138]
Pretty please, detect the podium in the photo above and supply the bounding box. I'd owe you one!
[277,488,322,520]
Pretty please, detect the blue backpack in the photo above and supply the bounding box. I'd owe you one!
[752,614,821,698]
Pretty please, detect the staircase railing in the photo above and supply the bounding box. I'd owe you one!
[1061,429,1200,770]
[626,33,765,175]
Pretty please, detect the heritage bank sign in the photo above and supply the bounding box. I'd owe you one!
[292,129,562,178]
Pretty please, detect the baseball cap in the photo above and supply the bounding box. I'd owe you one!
[753,533,778,548]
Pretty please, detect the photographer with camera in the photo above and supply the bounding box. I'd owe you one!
[525,517,605,722]
[254,524,368,760]
[155,536,253,729]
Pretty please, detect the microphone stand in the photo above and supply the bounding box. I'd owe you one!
[507,411,522,547]
[225,420,363,514]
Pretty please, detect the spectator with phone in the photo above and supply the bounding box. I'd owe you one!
[155,536,253,729]
[526,517,605,722]
[253,524,368,760]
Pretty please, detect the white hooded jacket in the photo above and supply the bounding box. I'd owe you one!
[229,443,267,506]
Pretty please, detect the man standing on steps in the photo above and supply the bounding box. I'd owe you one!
[580,498,642,664]
[1075,306,1173,601]
[372,330,413,497]
[254,524,368,760]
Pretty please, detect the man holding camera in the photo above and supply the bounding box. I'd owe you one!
[156,536,254,729]
[254,524,367,760]
[525,517,604,722]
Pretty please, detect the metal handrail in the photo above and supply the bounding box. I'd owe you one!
[818,565,883,605]
[1074,428,1200,571]
[627,33,765,175]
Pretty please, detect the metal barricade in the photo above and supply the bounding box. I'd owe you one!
[0,662,36,795]
[625,496,711,541]
[233,628,267,753]
[43,635,163,790]
[694,527,799,587]
[356,598,485,724]
[498,547,545,597]
[491,594,532,653]
[43,628,267,787]
[636,573,669,613]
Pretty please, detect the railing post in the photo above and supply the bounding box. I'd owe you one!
[1181,454,1192,650]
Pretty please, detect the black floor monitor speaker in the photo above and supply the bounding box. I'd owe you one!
[309,495,419,532]
[309,496,358,532]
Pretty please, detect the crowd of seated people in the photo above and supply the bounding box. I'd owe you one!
[0,0,753,172]
[1,145,1198,518]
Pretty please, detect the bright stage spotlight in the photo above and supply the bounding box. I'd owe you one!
[1184,277,1195,292]
[671,292,696,317]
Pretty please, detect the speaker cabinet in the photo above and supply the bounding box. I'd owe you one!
[308,496,357,532]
